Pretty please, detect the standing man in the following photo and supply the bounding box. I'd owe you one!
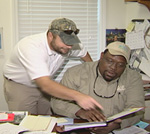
[51,41,146,133]
[3,18,103,115]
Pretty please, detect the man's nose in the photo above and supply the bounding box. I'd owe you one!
[110,62,117,70]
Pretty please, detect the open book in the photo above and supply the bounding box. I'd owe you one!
[106,107,144,122]
[63,107,144,131]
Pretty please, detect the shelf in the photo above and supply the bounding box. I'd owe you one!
[125,0,150,11]
[138,0,150,11]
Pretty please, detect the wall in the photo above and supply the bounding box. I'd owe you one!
[0,0,15,110]
[106,0,150,28]
[106,0,150,120]
[0,0,150,111]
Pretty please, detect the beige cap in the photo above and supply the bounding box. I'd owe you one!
[106,41,131,62]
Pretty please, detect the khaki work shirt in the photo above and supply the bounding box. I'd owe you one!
[51,61,145,128]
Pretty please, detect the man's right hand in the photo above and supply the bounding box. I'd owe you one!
[75,93,104,111]
[75,108,106,122]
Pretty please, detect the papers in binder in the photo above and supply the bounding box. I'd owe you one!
[64,121,106,131]
[57,117,73,126]
[63,107,143,132]
[113,126,149,134]
[106,107,144,122]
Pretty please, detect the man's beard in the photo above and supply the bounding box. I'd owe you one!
[50,40,70,55]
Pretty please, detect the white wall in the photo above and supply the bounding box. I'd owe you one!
[0,0,150,111]
[106,0,126,29]
[0,0,15,110]
[106,0,150,28]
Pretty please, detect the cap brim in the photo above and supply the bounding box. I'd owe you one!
[108,49,128,62]
[59,32,81,50]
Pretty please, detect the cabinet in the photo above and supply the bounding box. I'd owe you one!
[125,0,150,11]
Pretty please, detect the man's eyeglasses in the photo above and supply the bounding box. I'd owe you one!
[93,62,119,99]
[64,29,80,35]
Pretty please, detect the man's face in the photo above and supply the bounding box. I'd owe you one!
[99,51,127,82]
[50,34,72,55]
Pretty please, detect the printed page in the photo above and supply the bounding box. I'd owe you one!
[64,121,106,131]
[0,123,28,134]
[113,126,149,134]
[19,115,57,132]
[106,107,144,122]
[57,117,73,126]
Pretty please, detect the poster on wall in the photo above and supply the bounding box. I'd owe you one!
[0,27,4,55]
[106,29,126,46]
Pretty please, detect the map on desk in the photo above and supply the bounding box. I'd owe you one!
[63,107,144,131]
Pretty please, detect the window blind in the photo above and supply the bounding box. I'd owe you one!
[16,0,101,81]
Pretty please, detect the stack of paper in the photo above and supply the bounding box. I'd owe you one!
[19,115,57,133]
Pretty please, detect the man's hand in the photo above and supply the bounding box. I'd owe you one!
[89,119,122,134]
[75,93,104,110]
[75,109,106,122]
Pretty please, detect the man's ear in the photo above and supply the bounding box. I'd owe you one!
[100,52,104,59]
[47,32,53,41]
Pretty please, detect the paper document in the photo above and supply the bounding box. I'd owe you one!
[19,115,57,132]
[64,121,106,131]
[107,107,144,122]
[113,126,149,134]
[0,123,28,134]
[57,117,73,126]
[134,19,150,33]
[63,107,143,132]
[126,21,135,32]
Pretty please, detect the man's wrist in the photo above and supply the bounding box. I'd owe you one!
[75,109,83,118]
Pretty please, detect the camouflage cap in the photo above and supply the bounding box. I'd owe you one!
[49,18,81,49]
[49,18,77,32]
[106,41,131,63]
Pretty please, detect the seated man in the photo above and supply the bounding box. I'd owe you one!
[51,41,146,133]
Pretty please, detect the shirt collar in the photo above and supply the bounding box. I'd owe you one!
[44,31,58,56]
